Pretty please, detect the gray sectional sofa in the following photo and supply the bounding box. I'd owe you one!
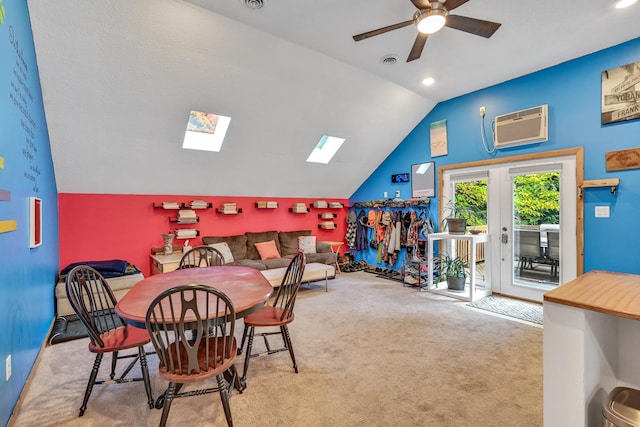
[201,230,337,271]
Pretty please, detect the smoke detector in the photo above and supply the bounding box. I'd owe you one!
[244,0,264,9]
[380,55,399,65]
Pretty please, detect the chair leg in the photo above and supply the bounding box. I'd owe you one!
[138,346,155,409]
[217,374,234,427]
[159,382,176,427]
[281,325,298,373]
[110,351,118,379]
[241,327,255,382]
[79,353,103,416]
[238,324,249,356]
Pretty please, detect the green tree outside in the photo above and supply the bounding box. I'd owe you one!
[452,172,559,226]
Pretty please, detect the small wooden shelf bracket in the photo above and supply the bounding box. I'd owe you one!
[578,178,620,198]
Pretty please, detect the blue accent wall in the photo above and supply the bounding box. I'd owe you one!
[0,1,59,424]
[351,38,640,273]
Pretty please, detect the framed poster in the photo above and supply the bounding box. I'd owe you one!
[411,162,435,198]
[601,61,640,125]
[430,119,448,157]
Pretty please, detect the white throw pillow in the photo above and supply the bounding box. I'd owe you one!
[298,236,317,254]
[209,242,235,263]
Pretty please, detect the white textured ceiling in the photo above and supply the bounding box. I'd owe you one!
[26,0,640,198]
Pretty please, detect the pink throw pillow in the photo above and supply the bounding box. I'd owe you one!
[255,240,281,260]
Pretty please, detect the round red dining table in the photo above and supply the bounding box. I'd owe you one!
[115,266,274,329]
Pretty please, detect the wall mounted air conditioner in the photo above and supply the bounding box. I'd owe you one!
[494,104,548,149]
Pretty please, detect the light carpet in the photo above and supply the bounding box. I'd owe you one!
[12,271,543,427]
[466,295,543,325]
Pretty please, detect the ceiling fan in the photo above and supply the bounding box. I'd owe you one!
[352,0,501,62]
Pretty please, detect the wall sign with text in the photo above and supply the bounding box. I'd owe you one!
[602,61,640,125]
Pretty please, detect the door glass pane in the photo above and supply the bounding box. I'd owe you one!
[453,180,488,286]
[512,172,560,287]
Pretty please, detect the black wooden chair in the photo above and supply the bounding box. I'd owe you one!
[239,251,305,381]
[177,246,225,269]
[65,265,154,416]
[145,284,238,427]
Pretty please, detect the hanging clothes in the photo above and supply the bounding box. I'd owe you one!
[355,210,369,251]
[345,209,357,249]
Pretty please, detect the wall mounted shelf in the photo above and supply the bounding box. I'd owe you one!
[578,178,619,198]
[215,208,243,214]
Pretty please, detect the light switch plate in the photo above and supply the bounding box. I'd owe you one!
[595,206,610,218]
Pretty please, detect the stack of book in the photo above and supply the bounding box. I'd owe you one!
[328,202,344,208]
[320,212,336,219]
[221,203,237,214]
[190,200,208,209]
[162,201,180,209]
[176,229,198,239]
[257,201,279,209]
[313,200,328,208]
[177,209,197,223]
[291,203,308,213]
[319,221,336,229]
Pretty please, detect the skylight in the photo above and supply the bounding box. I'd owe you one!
[182,111,231,152]
[306,135,345,164]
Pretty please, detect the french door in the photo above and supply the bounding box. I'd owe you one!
[441,150,581,303]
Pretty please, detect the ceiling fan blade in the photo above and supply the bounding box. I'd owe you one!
[410,0,431,9]
[442,0,470,11]
[445,14,501,38]
[407,33,428,62]
[353,20,414,42]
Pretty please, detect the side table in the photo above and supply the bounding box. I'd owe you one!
[320,241,344,274]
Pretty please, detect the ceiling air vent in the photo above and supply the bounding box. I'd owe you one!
[380,55,399,65]
[244,0,264,9]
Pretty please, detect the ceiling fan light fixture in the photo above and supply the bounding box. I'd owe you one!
[615,0,637,8]
[415,3,448,34]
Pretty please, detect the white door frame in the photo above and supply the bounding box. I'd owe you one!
[438,148,584,299]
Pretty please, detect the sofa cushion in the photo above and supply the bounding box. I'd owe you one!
[202,235,247,260]
[278,230,312,256]
[259,257,294,269]
[228,259,269,271]
[245,231,280,260]
[255,240,281,260]
[305,251,337,266]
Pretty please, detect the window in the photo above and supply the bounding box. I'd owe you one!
[182,111,231,152]
[306,135,345,164]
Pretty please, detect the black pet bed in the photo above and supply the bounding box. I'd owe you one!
[49,315,88,345]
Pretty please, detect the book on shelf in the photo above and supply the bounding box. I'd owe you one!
[175,229,198,238]
[319,221,336,229]
[190,200,208,209]
[257,201,278,209]
[328,202,344,208]
[162,201,180,209]
[178,209,197,219]
[291,203,308,213]
[266,201,278,208]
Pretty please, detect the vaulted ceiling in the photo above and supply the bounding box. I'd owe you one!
[26,0,640,198]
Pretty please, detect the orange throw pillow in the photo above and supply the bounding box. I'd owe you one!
[255,240,280,260]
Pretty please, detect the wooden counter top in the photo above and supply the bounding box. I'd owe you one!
[544,270,640,321]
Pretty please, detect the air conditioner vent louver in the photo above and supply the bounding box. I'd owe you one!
[494,104,548,149]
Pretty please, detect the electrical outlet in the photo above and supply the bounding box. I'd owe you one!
[479,106,486,117]
[383,191,388,198]
[395,190,400,198]
[6,354,11,381]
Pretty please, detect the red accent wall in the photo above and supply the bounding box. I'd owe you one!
[58,194,348,277]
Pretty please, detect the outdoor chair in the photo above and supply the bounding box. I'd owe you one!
[177,245,225,269]
[515,229,543,273]
[65,265,154,416]
[239,251,305,382]
[145,284,238,427]
[547,230,560,278]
